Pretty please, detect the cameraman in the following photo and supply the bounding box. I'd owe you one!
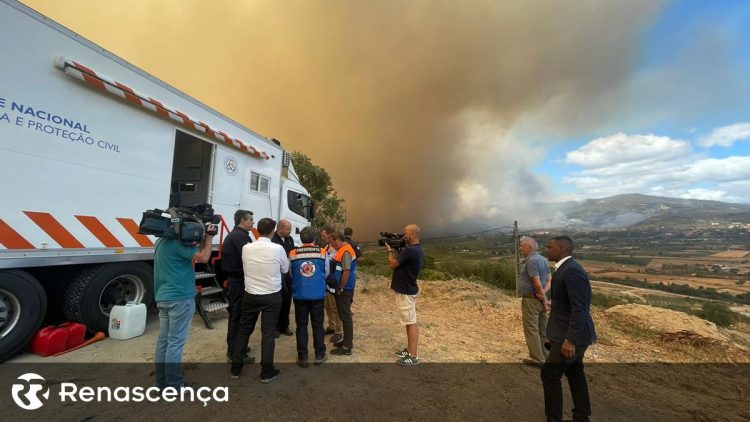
[153,219,215,389]
[385,224,424,366]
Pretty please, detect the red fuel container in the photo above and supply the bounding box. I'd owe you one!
[30,325,69,357]
[58,322,86,349]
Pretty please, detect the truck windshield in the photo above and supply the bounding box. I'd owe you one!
[288,191,312,220]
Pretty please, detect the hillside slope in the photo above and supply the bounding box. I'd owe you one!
[560,193,750,229]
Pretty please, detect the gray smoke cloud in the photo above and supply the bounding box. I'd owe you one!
[25,0,666,238]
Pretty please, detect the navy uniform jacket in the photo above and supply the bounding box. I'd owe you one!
[546,258,597,346]
[221,226,252,278]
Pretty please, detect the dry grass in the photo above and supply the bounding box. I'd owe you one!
[22,274,750,364]
[710,250,750,259]
[596,271,749,295]
[356,275,750,364]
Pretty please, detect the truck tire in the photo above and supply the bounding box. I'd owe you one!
[63,263,154,333]
[0,270,47,362]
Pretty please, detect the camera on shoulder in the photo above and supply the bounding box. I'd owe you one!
[378,232,406,251]
[138,203,220,245]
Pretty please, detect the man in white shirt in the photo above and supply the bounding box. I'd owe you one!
[230,218,289,384]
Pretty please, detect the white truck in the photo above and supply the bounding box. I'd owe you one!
[0,0,313,361]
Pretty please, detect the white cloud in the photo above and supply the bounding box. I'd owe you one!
[561,132,750,203]
[698,122,750,147]
[675,188,728,202]
[564,133,691,169]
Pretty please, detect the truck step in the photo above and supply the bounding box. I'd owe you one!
[195,272,216,280]
[203,302,229,313]
[198,286,224,296]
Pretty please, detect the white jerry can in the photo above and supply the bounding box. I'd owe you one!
[108,302,147,340]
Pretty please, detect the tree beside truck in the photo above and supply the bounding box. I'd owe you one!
[0,0,313,361]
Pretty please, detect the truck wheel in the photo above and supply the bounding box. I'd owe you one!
[63,263,154,333]
[0,270,47,362]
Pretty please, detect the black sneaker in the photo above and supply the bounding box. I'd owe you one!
[229,371,240,380]
[324,328,335,335]
[329,333,343,343]
[396,355,420,366]
[334,340,344,348]
[298,358,309,368]
[280,328,294,336]
[330,347,352,356]
[314,355,327,365]
[227,353,255,364]
[395,348,409,358]
[260,369,281,384]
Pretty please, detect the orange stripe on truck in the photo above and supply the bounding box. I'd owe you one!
[116,218,154,247]
[0,218,35,249]
[24,211,85,248]
[75,215,124,247]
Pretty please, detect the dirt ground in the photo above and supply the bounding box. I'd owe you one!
[10,275,750,365]
[4,276,750,421]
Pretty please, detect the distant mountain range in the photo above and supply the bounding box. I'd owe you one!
[432,194,750,238]
[557,193,750,229]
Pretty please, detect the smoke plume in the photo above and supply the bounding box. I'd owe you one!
[24,0,665,238]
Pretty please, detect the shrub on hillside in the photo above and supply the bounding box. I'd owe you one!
[424,255,436,270]
[435,260,514,290]
[699,302,735,327]
[357,256,376,267]
[591,293,627,309]
[420,269,451,281]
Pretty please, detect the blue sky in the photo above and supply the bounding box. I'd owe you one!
[533,0,750,203]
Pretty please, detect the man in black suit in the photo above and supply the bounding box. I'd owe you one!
[541,236,597,422]
[272,218,295,337]
[221,209,255,363]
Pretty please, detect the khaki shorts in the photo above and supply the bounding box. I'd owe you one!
[397,293,418,325]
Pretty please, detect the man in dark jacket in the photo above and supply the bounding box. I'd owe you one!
[344,227,364,292]
[272,218,295,337]
[542,235,597,422]
[221,209,255,363]
[343,227,362,259]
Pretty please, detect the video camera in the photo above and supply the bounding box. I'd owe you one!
[378,232,406,252]
[138,203,220,245]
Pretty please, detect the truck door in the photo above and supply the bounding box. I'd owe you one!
[211,147,245,210]
[282,185,312,240]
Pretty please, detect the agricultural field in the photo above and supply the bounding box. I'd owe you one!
[360,225,750,320]
[583,260,750,296]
